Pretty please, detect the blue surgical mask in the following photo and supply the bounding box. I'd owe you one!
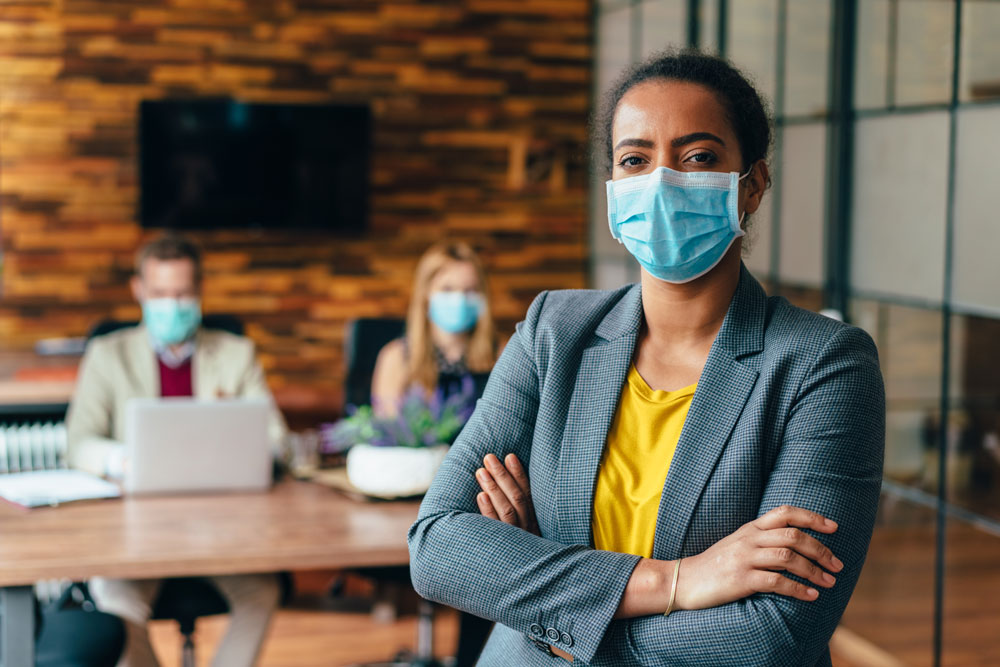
[607,165,752,283]
[429,292,484,334]
[142,298,202,345]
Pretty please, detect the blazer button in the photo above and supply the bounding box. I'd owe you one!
[546,627,560,642]
[529,623,544,636]
[560,632,574,647]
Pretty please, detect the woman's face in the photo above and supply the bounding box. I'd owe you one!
[610,79,766,218]
[428,260,480,297]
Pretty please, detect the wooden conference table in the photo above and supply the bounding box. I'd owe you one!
[0,480,420,666]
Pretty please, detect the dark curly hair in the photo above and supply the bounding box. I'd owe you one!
[595,49,772,179]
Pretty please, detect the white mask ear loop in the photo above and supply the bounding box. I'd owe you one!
[737,162,757,223]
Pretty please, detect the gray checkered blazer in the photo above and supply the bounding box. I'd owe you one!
[409,264,885,666]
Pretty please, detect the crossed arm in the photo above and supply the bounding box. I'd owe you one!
[477,453,846,662]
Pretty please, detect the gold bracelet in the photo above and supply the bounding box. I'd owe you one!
[663,558,682,617]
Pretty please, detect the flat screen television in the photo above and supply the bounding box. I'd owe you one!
[139,99,370,232]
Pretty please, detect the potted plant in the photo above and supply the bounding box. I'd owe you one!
[321,377,477,498]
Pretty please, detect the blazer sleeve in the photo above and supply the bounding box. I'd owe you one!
[66,339,123,476]
[408,291,642,664]
[231,338,288,450]
[596,326,886,667]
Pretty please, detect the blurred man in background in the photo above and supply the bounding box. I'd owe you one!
[66,233,287,667]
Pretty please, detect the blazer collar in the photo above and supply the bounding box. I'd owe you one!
[193,328,222,399]
[594,283,643,341]
[594,262,766,360]
[126,326,159,395]
[714,263,766,360]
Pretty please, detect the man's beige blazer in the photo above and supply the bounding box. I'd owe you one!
[66,325,288,476]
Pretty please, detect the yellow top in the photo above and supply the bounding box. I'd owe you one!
[591,365,697,558]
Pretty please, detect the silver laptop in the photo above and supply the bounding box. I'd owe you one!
[124,398,272,495]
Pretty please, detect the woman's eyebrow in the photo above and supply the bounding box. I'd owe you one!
[613,137,655,152]
[671,132,726,147]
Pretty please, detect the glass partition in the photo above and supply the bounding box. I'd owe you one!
[591,1,1000,663]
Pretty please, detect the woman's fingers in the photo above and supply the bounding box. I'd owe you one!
[754,505,838,534]
[483,454,531,522]
[504,453,532,496]
[474,454,540,535]
[755,548,836,589]
[504,454,540,534]
[757,527,844,573]
[476,492,500,521]
[750,570,820,602]
[476,467,520,526]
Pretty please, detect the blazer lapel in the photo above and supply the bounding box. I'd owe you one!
[557,285,642,547]
[651,265,766,559]
[126,326,159,396]
[193,330,218,399]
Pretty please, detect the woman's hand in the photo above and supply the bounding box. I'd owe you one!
[475,456,570,661]
[674,505,844,611]
[474,453,539,536]
[615,505,845,619]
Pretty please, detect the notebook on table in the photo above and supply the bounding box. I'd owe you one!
[0,469,121,509]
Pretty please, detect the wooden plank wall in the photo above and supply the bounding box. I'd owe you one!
[0,0,592,413]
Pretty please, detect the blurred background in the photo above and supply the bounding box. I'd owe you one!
[2,1,999,665]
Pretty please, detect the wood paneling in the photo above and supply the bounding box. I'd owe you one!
[0,0,593,411]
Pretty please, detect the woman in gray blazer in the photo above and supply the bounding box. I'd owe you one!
[408,51,885,666]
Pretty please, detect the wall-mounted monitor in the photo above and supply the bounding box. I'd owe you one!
[139,99,370,233]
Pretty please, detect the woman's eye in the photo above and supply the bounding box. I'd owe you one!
[686,152,717,165]
[618,155,645,168]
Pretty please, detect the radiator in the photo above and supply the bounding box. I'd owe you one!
[0,422,68,474]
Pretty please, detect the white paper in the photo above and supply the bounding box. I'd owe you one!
[0,469,121,509]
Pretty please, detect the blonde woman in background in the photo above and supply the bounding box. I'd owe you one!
[370,241,500,666]
[372,241,498,417]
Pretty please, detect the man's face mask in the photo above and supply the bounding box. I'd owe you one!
[142,298,201,345]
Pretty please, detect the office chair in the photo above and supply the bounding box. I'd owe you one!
[149,578,229,667]
[147,574,294,667]
[343,317,407,409]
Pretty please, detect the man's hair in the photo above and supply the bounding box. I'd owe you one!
[134,233,202,283]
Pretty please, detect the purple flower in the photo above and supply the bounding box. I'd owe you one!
[321,375,479,450]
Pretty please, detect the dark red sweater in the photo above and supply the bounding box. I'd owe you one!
[158,358,193,398]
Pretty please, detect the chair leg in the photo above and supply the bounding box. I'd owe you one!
[416,598,434,659]
[343,599,447,667]
[410,599,448,667]
[371,580,398,624]
[182,633,195,667]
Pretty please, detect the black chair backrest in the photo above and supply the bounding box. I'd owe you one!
[343,317,406,409]
[87,314,245,341]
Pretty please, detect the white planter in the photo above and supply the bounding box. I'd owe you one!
[346,443,450,498]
